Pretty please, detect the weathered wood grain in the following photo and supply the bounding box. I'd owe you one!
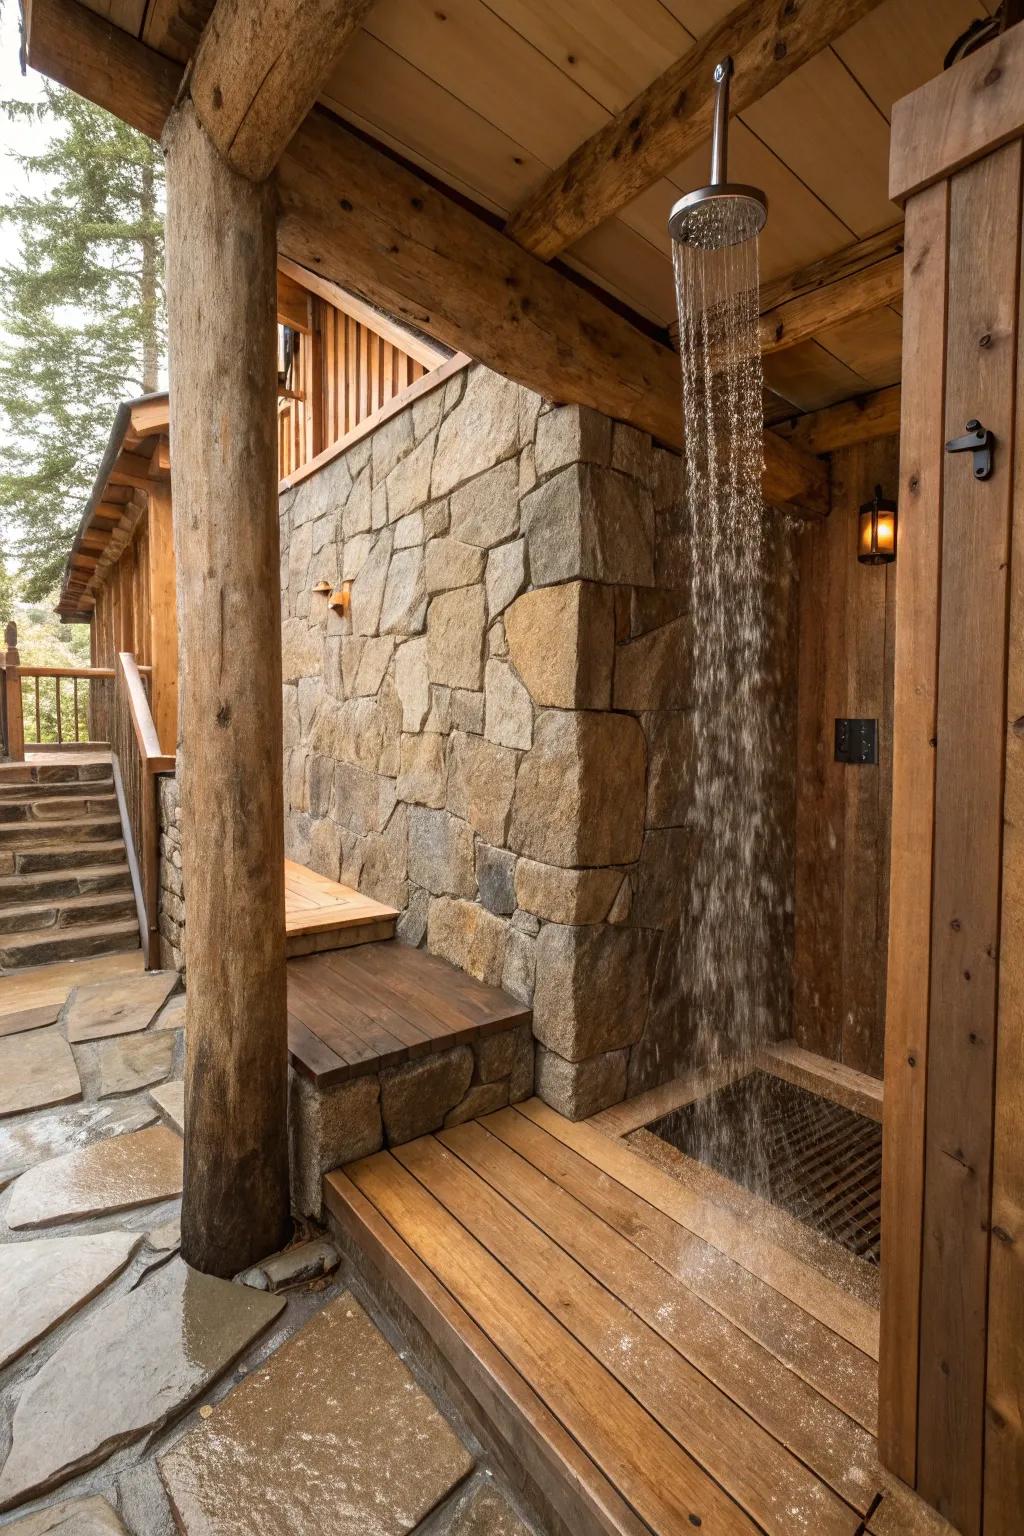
[164,97,290,1275]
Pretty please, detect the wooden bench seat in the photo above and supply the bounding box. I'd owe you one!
[287,939,531,1087]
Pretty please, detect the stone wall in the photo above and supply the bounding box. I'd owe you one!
[158,772,184,973]
[274,361,796,1120]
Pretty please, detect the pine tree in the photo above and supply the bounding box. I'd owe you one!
[0,83,164,600]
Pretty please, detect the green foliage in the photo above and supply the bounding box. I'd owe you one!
[10,596,92,745]
[0,83,164,601]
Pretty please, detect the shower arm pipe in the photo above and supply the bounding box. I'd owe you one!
[709,57,733,187]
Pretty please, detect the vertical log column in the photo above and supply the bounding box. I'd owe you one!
[163,98,290,1276]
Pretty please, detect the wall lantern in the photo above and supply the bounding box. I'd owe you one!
[857,484,897,566]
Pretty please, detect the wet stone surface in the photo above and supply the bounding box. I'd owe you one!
[5,1123,183,1230]
[0,1257,285,1510]
[63,972,179,1044]
[0,1031,81,1119]
[159,1292,474,1536]
[0,1100,157,1191]
[0,1231,138,1369]
[149,1079,184,1134]
[2,1493,129,1533]
[89,1032,178,1100]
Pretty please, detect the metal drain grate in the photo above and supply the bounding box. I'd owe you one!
[647,1071,883,1266]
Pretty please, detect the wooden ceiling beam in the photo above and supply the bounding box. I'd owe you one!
[504,0,887,262]
[28,0,828,518]
[130,395,171,435]
[760,252,903,354]
[773,385,902,456]
[187,0,377,181]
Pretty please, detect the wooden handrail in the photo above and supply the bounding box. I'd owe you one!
[18,664,151,679]
[118,652,174,770]
[111,652,176,966]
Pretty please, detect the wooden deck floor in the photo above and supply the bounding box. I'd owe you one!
[288,939,531,1086]
[327,1101,953,1536]
[284,859,397,956]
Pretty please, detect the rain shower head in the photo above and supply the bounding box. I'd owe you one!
[668,57,767,249]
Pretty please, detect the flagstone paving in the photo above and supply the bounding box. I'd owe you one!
[154,995,186,1031]
[0,1003,61,1040]
[0,1100,157,1190]
[3,1493,128,1533]
[0,1258,285,1511]
[0,1231,139,1369]
[64,971,179,1044]
[0,1031,81,1119]
[150,1079,185,1133]
[90,1032,177,1099]
[0,965,540,1535]
[5,1123,183,1230]
[159,1293,474,1536]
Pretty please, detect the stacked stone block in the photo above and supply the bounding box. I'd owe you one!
[149,361,797,1125]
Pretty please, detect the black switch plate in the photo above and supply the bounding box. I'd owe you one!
[835,718,878,765]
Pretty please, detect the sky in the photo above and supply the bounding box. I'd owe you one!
[0,4,50,276]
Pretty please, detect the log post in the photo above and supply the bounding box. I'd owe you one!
[3,622,24,763]
[163,98,290,1275]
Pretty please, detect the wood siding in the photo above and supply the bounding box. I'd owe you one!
[879,34,1024,1532]
[793,434,898,1079]
[277,293,430,481]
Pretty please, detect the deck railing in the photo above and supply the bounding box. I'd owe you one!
[1,621,120,760]
[110,651,175,967]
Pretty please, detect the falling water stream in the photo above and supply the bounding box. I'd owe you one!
[672,198,786,1191]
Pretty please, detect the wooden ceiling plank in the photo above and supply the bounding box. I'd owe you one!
[773,384,901,455]
[187,0,377,181]
[503,0,887,261]
[30,0,828,516]
[760,252,903,354]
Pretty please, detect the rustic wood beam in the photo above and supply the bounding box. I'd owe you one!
[165,95,291,1276]
[187,0,376,181]
[773,385,902,456]
[130,396,170,436]
[27,0,829,516]
[759,224,904,312]
[504,0,886,261]
[760,253,903,354]
[276,268,313,333]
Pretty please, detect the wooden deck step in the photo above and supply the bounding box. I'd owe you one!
[327,1104,950,1536]
[0,916,140,972]
[283,859,397,958]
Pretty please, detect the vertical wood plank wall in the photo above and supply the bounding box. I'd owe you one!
[880,55,1024,1532]
[792,434,898,1078]
[277,294,428,480]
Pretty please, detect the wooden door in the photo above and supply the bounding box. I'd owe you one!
[879,24,1024,1536]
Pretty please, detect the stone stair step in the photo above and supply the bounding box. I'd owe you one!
[0,779,114,803]
[14,841,128,874]
[0,864,133,907]
[0,917,140,971]
[0,794,117,824]
[0,816,124,849]
[0,891,138,935]
[0,761,112,786]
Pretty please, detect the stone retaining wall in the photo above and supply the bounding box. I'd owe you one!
[290,1019,533,1216]
[158,773,184,973]
[280,361,797,1119]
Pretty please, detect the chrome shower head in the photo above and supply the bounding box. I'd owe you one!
[668,57,768,249]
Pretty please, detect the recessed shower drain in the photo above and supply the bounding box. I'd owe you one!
[646,1070,883,1266]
